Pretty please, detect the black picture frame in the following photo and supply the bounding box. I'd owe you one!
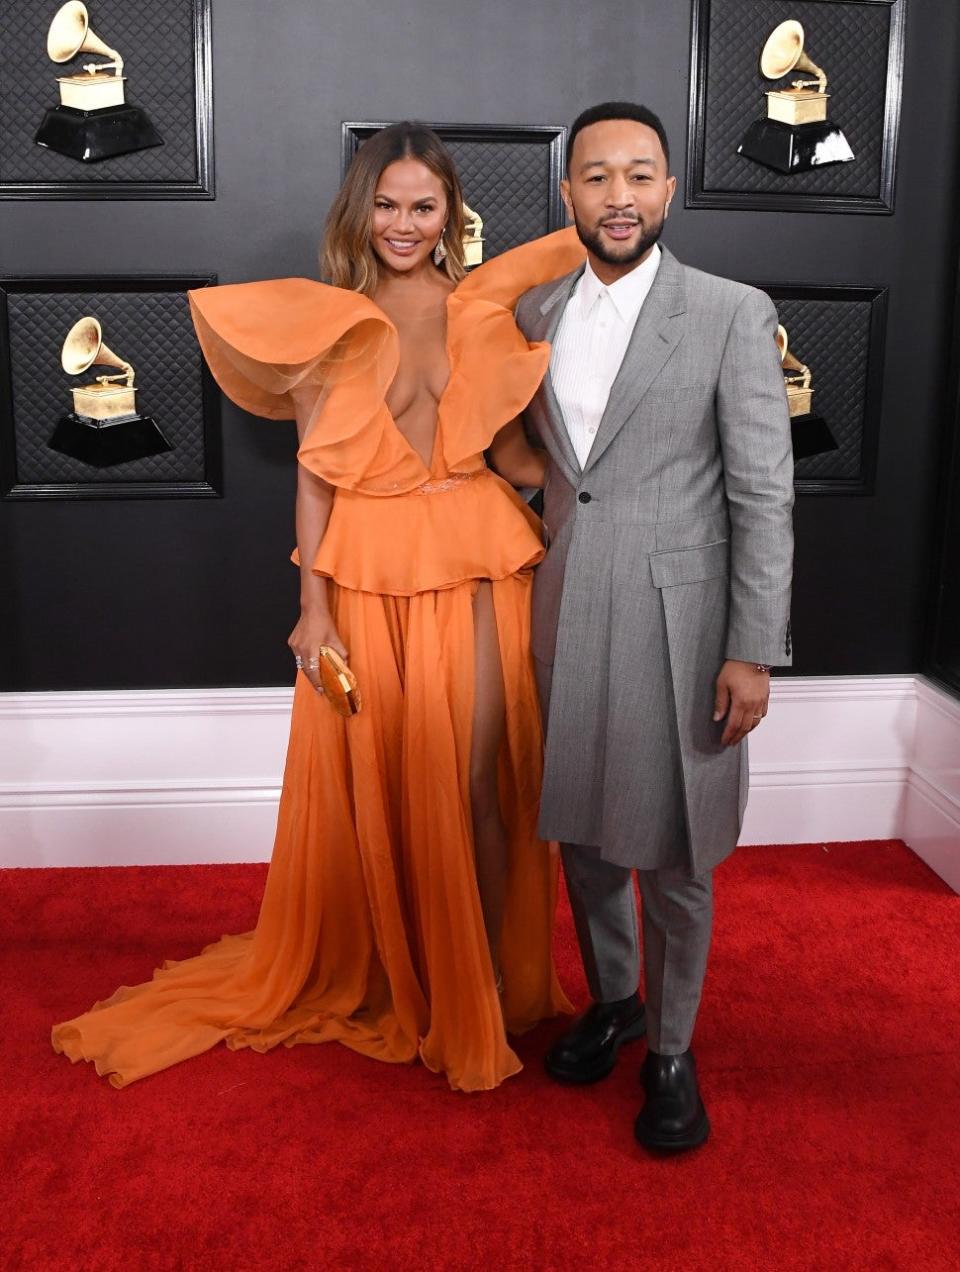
[686,0,905,214]
[341,122,567,257]
[747,282,888,494]
[0,274,222,500]
[0,0,213,200]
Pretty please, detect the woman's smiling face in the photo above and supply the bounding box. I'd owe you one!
[371,158,448,275]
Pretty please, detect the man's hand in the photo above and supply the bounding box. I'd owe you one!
[713,659,770,747]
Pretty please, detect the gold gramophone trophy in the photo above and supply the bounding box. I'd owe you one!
[48,317,172,466]
[34,2,163,162]
[738,20,854,173]
[775,324,837,460]
[462,203,486,268]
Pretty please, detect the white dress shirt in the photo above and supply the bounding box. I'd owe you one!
[550,245,661,469]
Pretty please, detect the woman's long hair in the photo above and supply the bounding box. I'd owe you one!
[321,123,467,295]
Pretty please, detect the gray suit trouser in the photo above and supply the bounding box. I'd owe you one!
[561,843,713,1055]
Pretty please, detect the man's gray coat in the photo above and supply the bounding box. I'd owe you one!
[516,246,794,873]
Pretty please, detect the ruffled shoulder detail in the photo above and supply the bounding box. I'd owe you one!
[189,278,430,494]
[440,294,550,471]
[189,234,589,492]
[437,230,586,469]
[188,278,389,419]
[454,227,586,310]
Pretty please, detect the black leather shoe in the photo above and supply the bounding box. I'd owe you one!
[634,1049,710,1152]
[544,995,646,1084]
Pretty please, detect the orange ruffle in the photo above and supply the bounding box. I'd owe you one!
[189,279,428,495]
[440,294,549,472]
[315,469,544,595]
[456,226,586,309]
[188,261,575,495]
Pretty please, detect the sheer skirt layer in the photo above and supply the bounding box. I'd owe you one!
[52,571,570,1092]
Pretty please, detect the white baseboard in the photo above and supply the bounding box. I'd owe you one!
[902,679,960,892]
[740,675,916,846]
[1,676,957,890]
[0,688,292,868]
[741,764,910,847]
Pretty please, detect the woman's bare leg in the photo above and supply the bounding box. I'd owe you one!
[470,581,509,979]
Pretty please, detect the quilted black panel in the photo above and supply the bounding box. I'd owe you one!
[5,286,211,485]
[1,0,201,186]
[759,289,879,483]
[443,140,555,257]
[697,0,895,198]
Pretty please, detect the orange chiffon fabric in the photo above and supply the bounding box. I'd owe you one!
[52,230,588,1092]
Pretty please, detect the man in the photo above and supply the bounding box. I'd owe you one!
[515,102,794,1152]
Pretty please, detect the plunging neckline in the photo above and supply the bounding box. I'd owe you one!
[187,225,586,499]
[374,290,456,475]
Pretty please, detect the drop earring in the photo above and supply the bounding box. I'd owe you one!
[433,228,448,266]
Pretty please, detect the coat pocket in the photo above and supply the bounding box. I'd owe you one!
[648,538,729,589]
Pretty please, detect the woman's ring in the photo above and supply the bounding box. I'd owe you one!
[294,655,303,669]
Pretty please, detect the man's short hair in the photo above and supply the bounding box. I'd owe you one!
[566,102,670,173]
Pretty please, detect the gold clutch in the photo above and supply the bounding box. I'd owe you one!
[318,645,362,718]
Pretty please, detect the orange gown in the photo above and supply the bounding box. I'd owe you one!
[52,230,588,1092]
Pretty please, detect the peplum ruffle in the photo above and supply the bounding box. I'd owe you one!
[314,468,544,596]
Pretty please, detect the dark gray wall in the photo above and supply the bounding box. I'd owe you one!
[926,253,960,697]
[2,0,959,690]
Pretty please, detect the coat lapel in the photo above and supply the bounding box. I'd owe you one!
[581,247,687,475]
[529,266,584,484]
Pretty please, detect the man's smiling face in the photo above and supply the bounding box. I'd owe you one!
[562,118,676,279]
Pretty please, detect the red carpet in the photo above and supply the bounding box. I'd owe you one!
[3,841,958,1271]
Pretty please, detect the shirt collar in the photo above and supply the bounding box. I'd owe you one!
[577,244,662,322]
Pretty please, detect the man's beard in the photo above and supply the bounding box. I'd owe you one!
[571,210,665,267]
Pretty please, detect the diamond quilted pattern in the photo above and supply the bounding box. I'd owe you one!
[1,0,201,186]
[698,0,893,197]
[5,286,212,484]
[444,140,556,257]
[760,289,878,481]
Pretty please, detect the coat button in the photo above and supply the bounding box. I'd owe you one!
[578,491,592,503]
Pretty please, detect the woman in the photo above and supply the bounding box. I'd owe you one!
[52,123,585,1092]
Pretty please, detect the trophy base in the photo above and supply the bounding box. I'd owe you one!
[72,383,137,419]
[34,103,164,163]
[48,414,172,467]
[791,413,838,462]
[738,118,855,173]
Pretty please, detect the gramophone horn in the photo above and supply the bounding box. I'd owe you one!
[760,19,827,92]
[775,324,789,362]
[47,2,121,69]
[61,316,132,383]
